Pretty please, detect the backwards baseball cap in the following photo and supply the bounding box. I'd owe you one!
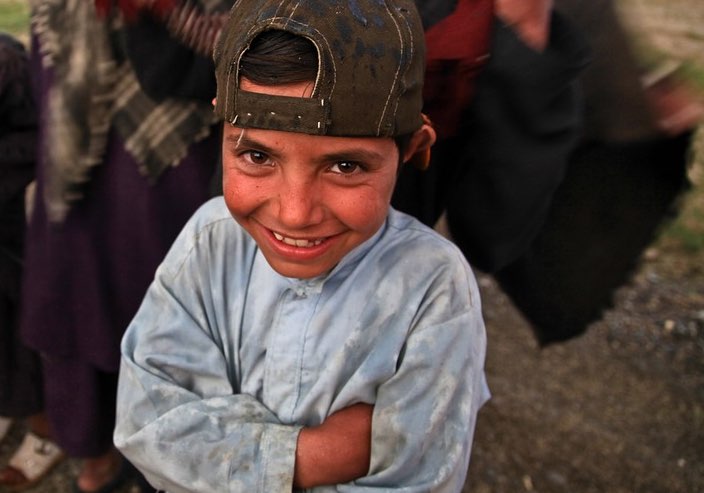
[213,0,426,137]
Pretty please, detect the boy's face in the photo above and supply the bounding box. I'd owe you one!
[221,81,402,279]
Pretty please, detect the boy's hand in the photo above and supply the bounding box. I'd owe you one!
[293,403,373,489]
[495,0,553,51]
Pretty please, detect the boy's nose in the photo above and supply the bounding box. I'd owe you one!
[277,178,324,228]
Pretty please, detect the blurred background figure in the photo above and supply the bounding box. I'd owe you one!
[395,0,701,345]
[16,1,230,491]
[394,0,592,339]
[0,31,63,491]
[493,0,702,343]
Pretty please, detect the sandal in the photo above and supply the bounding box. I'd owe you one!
[0,431,64,491]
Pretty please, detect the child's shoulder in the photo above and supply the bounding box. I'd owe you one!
[191,196,231,221]
[159,197,251,272]
[354,208,481,315]
[180,196,236,238]
[368,208,476,289]
[385,208,468,264]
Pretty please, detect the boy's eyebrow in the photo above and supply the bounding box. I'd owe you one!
[225,133,294,163]
[317,148,387,163]
[224,133,277,156]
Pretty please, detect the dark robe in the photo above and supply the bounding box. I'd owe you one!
[0,34,42,417]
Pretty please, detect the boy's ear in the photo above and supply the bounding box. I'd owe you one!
[404,114,437,170]
[212,98,217,107]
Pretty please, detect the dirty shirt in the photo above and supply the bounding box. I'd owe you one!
[114,197,489,493]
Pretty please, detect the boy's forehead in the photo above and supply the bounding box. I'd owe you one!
[213,0,426,138]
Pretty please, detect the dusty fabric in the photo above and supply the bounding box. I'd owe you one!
[214,0,426,137]
[29,0,220,222]
[116,200,489,492]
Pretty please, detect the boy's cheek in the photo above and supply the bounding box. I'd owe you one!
[222,171,252,214]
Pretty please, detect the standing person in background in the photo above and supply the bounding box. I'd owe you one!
[399,0,699,345]
[0,31,64,492]
[394,0,591,342]
[493,0,701,343]
[18,1,230,491]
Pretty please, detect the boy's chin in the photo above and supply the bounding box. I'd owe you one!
[263,254,336,280]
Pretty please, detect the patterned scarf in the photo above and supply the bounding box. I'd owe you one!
[30,0,230,222]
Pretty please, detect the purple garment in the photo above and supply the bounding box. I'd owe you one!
[20,128,219,372]
[19,39,220,455]
[41,356,118,457]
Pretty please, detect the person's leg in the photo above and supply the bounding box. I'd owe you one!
[0,293,62,488]
[42,356,125,493]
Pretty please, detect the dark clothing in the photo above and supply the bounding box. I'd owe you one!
[393,12,590,272]
[397,1,692,344]
[495,132,692,344]
[0,33,42,417]
[20,124,219,371]
[492,0,693,343]
[0,297,43,417]
[0,34,35,304]
[41,356,118,457]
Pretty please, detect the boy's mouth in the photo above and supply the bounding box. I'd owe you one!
[272,231,324,248]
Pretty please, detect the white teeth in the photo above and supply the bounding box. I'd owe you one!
[272,231,323,248]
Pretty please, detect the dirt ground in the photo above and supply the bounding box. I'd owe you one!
[2,1,703,492]
[463,259,704,493]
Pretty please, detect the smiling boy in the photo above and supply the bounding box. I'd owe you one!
[114,1,489,491]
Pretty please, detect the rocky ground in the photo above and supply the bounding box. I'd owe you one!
[2,0,703,492]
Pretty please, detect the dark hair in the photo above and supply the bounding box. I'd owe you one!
[239,30,318,85]
[239,30,413,162]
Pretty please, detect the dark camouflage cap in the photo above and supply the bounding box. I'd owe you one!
[213,0,426,137]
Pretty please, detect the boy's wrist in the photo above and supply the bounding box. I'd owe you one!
[294,403,373,488]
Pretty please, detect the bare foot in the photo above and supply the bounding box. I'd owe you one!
[76,448,123,493]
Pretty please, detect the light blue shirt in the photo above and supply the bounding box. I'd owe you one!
[115,197,489,492]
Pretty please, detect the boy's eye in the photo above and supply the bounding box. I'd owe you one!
[330,161,360,175]
[243,150,272,166]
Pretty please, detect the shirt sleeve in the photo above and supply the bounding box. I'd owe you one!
[342,261,489,492]
[114,218,301,493]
